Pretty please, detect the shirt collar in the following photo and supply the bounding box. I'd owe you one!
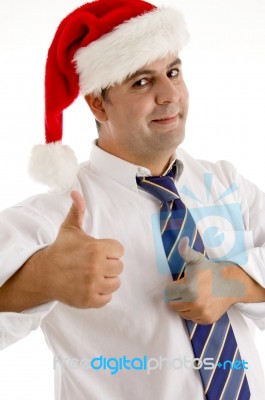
[89,141,184,193]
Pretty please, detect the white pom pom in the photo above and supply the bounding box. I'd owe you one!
[28,142,79,192]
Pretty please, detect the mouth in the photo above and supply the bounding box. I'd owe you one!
[151,114,179,125]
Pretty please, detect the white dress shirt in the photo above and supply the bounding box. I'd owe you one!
[1,143,265,399]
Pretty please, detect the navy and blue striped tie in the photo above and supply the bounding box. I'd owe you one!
[137,164,250,400]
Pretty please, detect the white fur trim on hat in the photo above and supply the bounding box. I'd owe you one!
[28,142,79,192]
[74,7,189,96]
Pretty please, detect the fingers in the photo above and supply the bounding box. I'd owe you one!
[92,294,112,308]
[101,239,124,260]
[62,190,86,230]
[166,275,227,324]
[167,299,217,324]
[165,286,198,303]
[50,191,125,309]
[177,310,220,325]
[165,275,198,303]
[169,304,196,321]
[99,277,121,295]
[165,280,186,301]
[76,277,121,309]
[103,259,124,277]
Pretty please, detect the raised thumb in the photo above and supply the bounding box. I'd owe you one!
[178,236,204,265]
[62,190,86,230]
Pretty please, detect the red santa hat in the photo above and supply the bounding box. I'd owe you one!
[28,0,189,191]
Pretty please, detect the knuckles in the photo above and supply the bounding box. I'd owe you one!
[50,227,124,309]
[72,293,112,309]
[193,305,214,323]
[83,237,124,260]
[110,277,122,292]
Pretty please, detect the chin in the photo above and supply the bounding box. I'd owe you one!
[158,130,185,150]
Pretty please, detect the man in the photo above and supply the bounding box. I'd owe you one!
[0,0,265,399]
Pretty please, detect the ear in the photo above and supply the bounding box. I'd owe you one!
[84,94,108,123]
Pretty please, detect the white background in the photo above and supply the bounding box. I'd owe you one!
[0,0,265,398]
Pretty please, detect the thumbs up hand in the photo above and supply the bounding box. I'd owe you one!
[44,191,124,308]
[165,237,246,324]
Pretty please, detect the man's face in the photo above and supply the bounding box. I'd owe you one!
[93,54,189,169]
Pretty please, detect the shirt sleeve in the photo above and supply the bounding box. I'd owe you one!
[0,199,59,349]
[227,164,265,329]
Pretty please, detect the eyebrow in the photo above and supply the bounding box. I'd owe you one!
[126,58,182,82]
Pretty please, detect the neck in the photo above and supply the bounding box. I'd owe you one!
[97,140,174,176]
[144,158,173,176]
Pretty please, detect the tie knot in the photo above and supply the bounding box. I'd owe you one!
[137,174,179,203]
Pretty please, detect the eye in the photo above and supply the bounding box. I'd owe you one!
[132,77,150,87]
[167,68,181,78]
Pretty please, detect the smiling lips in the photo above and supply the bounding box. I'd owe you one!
[152,114,179,125]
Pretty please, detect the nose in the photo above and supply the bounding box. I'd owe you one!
[155,77,181,105]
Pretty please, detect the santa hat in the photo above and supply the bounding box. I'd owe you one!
[28,0,189,192]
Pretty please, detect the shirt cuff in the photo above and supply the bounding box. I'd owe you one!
[0,301,57,350]
[0,244,48,287]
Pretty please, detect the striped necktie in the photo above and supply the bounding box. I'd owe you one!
[137,163,250,400]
